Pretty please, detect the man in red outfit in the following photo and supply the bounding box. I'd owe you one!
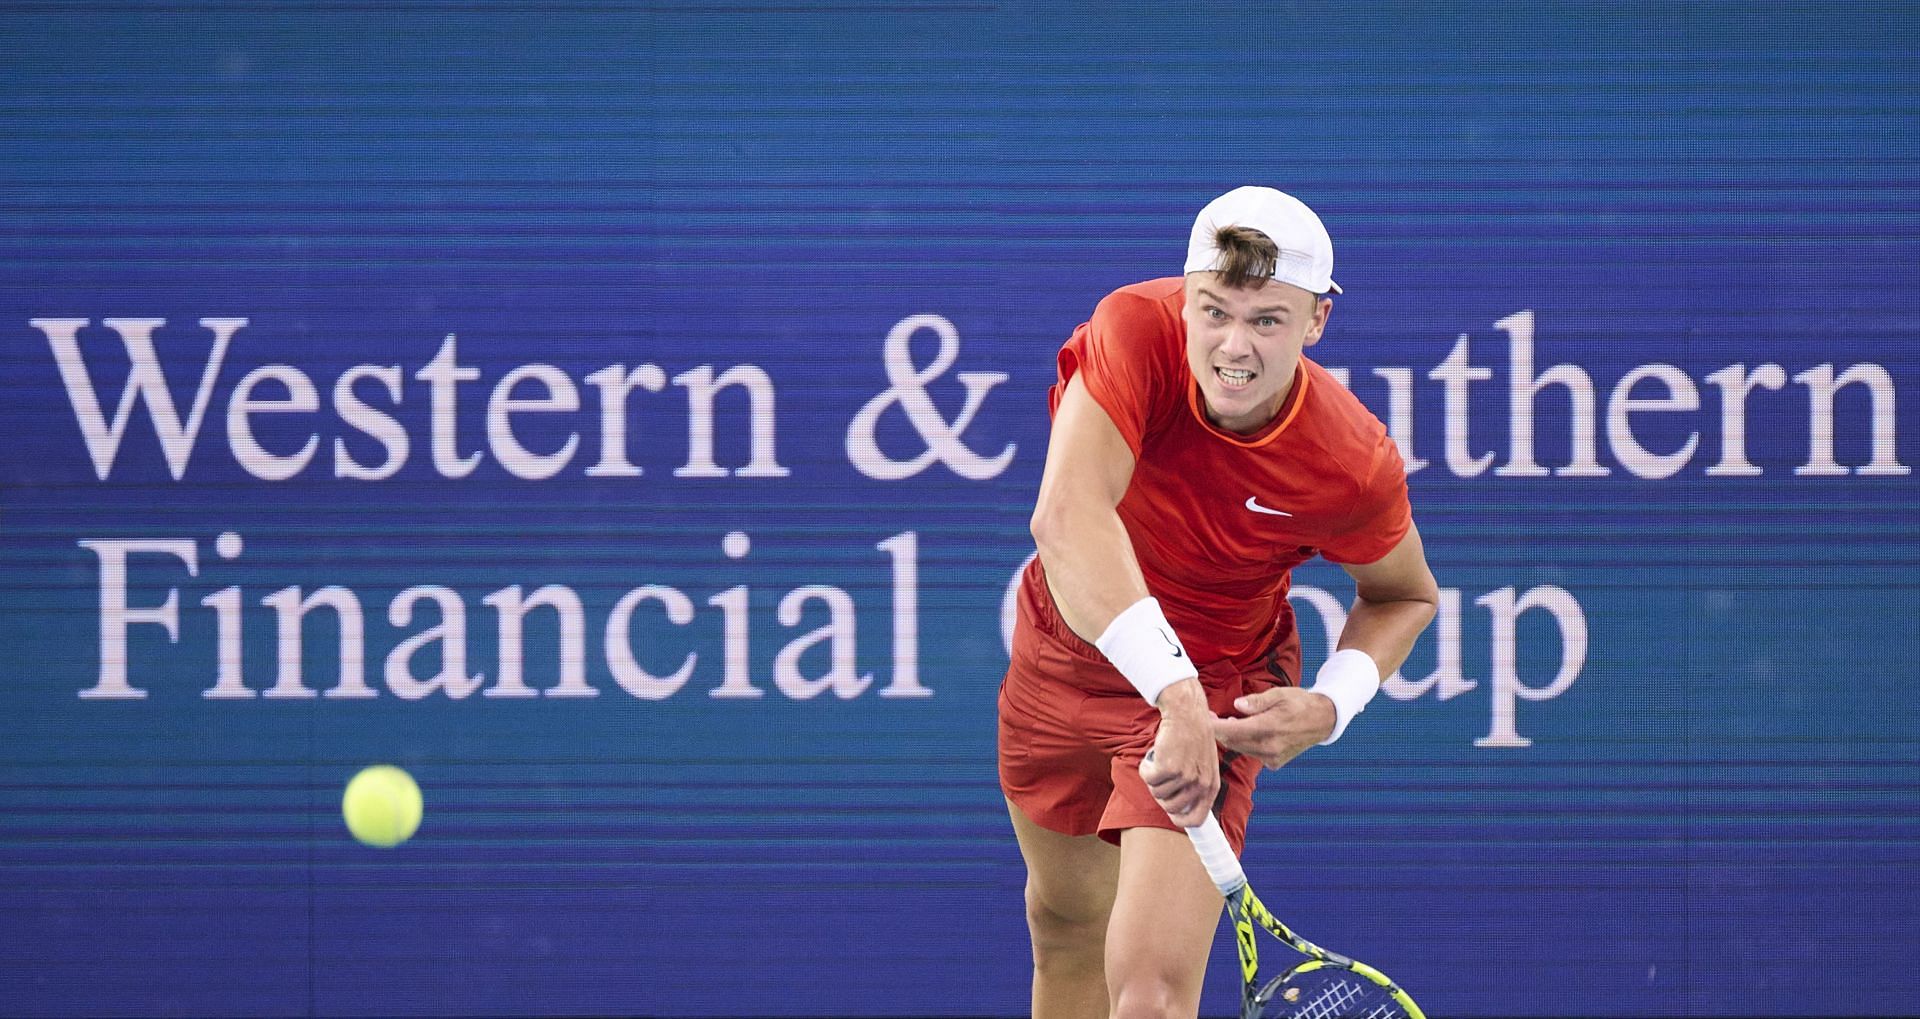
[999,186,1440,1018]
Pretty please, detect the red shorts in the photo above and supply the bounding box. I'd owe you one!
[997,564,1297,853]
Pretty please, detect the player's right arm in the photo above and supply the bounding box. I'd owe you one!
[1029,373,1218,827]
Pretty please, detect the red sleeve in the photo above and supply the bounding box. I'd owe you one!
[1050,287,1181,460]
[1320,431,1413,565]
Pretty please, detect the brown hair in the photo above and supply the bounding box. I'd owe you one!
[1211,226,1278,289]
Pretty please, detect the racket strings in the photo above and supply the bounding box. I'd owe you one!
[1297,977,1362,1019]
[1264,972,1404,1019]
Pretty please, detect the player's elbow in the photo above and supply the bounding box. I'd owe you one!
[1413,563,1442,615]
[1021,477,1082,548]
[1370,572,1440,619]
[1029,490,1070,555]
[1403,583,1441,640]
[1031,473,1125,566]
[1411,585,1440,628]
[1400,566,1441,613]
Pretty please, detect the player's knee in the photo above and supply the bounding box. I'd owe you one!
[1107,973,1192,1019]
[1024,879,1108,965]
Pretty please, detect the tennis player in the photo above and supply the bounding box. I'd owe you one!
[999,186,1439,1018]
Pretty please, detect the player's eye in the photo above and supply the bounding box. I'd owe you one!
[1206,307,1227,320]
[1256,317,1278,328]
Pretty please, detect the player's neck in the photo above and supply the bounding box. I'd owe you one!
[1193,360,1308,442]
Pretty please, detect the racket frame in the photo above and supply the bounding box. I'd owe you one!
[1187,815,1425,1019]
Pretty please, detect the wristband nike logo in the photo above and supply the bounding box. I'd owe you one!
[1157,629,1184,658]
[1245,496,1293,517]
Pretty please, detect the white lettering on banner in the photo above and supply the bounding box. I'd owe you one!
[201,531,250,699]
[385,586,486,700]
[487,364,581,481]
[416,333,483,478]
[31,308,1912,751]
[1360,311,1910,478]
[28,320,791,481]
[606,584,697,699]
[1473,586,1589,748]
[582,364,667,477]
[1794,363,1910,476]
[875,532,929,698]
[773,586,871,699]
[1701,363,1786,477]
[1493,311,1609,478]
[229,364,322,481]
[1428,332,1496,478]
[484,586,591,698]
[30,313,1904,481]
[707,531,758,698]
[260,585,367,699]
[35,317,245,481]
[707,581,757,698]
[672,365,789,478]
[846,314,1016,480]
[334,365,409,480]
[75,538,198,699]
[78,530,930,702]
[1607,363,1700,480]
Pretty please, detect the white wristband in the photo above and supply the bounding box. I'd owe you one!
[1309,648,1382,745]
[1094,597,1199,705]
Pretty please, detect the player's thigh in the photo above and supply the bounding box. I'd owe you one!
[1007,797,1121,933]
[1105,826,1223,1001]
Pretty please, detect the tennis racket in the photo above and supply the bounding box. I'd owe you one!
[1186,813,1425,1019]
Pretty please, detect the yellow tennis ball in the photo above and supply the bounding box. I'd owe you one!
[341,765,423,848]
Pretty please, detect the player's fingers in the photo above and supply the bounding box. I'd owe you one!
[1149,787,1185,814]
[1143,752,1209,823]
[1166,795,1210,827]
[1232,687,1287,714]
[1145,775,1204,827]
[1139,752,1172,780]
[1209,715,1247,741]
[1156,768,1215,804]
[1142,772,1190,809]
[1138,753,1164,783]
[1210,716,1265,756]
[1140,749,1203,787]
[1142,766,1194,796]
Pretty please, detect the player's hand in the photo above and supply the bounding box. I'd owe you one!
[1210,687,1337,769]
[1140,679,1219,827]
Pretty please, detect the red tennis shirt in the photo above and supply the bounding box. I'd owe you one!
[1028,276,1412,688]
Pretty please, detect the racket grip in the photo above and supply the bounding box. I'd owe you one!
[1184,814,1248,896]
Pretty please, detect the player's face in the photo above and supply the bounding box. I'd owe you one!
[1182,273,1331,434]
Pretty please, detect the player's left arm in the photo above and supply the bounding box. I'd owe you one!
[1212,523,1437,766]
[1333,521,1439,680]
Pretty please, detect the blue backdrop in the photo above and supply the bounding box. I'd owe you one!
[2,3,1916,1016]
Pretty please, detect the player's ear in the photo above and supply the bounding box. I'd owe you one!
[1302,296,1332,347]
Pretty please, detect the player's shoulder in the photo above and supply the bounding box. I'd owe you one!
[1092,276,1185,326]
[1298,358,1395,470]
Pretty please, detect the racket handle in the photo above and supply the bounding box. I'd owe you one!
[1184,813,1248,896]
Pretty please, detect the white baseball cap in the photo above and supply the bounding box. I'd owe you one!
[1184,186,1341,295]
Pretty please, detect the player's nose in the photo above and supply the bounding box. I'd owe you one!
[1218,322,1255,357]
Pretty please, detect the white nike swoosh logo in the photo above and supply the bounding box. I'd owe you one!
[1245,497,1293,517]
